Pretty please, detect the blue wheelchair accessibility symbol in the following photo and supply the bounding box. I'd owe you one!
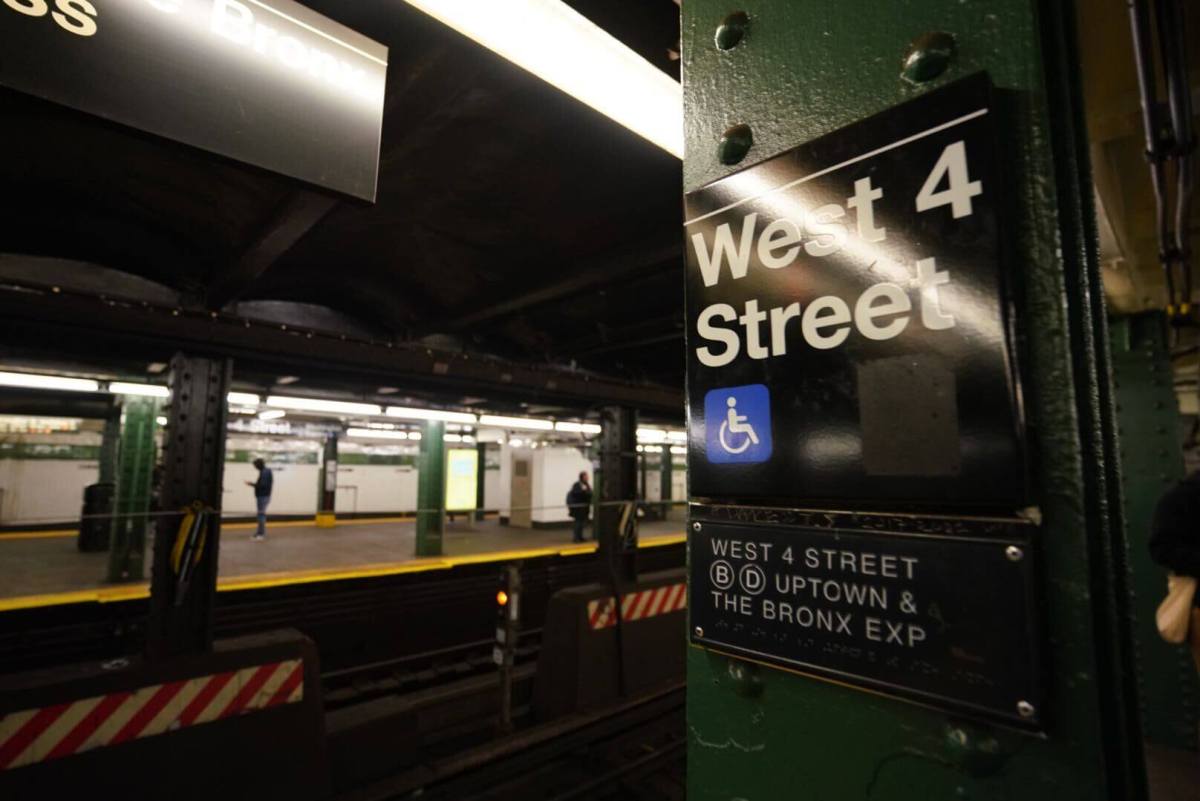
[705,384,772,464]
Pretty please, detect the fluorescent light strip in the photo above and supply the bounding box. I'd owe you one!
[386,406,477,424]
[555,421,602,434]
[347,427,409,440]
[637,428,667,443]
[258,410,286,420]
[109,382,170,398]
[266,396,383,416]
[0,371,100,392]
[227,392,261,406]
[402,0,682,158]
[478,414,555,431]
[670,446,687,455]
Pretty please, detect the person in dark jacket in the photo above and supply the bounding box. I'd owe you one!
[1149,470,1200,591]
[245,458,273,541]
[567,472,593,543]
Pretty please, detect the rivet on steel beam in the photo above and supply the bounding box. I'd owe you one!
[1016,700,1036,718]
[715,11,749,51]
[692,521,702,532]
[1005,545,1024,562]
[901,31,956,84]
[694,626,705,638]
[718,123,753,165]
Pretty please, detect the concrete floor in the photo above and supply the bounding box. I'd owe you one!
[0,516,685,601]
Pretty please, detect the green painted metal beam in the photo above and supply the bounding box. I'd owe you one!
[415,420,445,557]
[1111,313,1199,750]
[106,397,157,583]
[683,1,1146,798]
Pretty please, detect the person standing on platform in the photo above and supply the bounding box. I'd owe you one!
[1149,469,1200,672]
[245,457,273,542]
[568,471,593,543]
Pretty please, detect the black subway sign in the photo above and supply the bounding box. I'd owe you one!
[684,73,1024,507]
[690,516,1042,726]
[0,0,387,201]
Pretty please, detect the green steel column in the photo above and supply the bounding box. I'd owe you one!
[415,420,445,556]
[660,444,673,518]
[475,441,487,522]
[106,396,158,583]
[316,433,338,527]
[1111,313,1199,749]
[683,2,1144,799]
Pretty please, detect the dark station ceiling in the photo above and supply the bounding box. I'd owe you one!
[0,0,685,417]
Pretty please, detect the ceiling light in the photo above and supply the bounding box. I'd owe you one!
[444,433,463,443]
[266,396,383,416]
[377,386,399,394]
[347,427,408,440]
[227,392,261,406]
[555,421,602,434]
[509,438,524,448]
[110,382,170,398]
[258,410,286,421]
[666,431,687,442]
[402,0,683,158]
[155,416,169,426]
[230,406,259,415]
[637,428,667,443]
[0,371,100,392]
[479,414,554,431]
[386,406,477,424]
[276,376,300,385]
[408,432,422,441]
[670,446,687,455]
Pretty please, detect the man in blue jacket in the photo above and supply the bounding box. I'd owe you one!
[245,458,273,541]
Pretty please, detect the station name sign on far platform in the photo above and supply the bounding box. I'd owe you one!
[684,73,1025,507]
[0,0,387,202]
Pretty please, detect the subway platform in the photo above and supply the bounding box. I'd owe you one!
[0,516,686,609]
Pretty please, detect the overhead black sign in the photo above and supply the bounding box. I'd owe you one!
[684,73,1024,507]
[689,513,1042,726]
[0,0,387,202]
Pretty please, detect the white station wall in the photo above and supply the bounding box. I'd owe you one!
[0,459,100,525]
[335,464,418,514]
[530,447,591,524]
[222,462,320,516]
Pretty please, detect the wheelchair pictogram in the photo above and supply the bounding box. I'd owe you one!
[718,396,760,454]
[704,384,772,464]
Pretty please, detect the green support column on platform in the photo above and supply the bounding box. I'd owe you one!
[316,433,338,528]
[415,420,445,557]
[660,444,672,518]
[683,2,1145,800]
[107,396,158,583]
[475,441,487,522]
[1111,313,1199,750]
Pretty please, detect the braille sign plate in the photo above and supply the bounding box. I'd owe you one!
[689,514,1042,726]
[684,73,1024,507]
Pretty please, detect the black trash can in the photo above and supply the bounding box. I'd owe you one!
[78,482,115,552]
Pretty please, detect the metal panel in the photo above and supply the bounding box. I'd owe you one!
[683,1,1146,799]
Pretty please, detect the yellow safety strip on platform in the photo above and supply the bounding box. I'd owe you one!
[0,530,685,611]
[0,529,79,541]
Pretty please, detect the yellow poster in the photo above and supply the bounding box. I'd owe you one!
[445,448,478,512]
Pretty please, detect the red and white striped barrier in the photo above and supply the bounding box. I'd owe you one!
[587,582,687,630]
[0,658,304,771]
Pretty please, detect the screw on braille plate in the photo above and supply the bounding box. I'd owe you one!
[1017,700,1036,719]
[901,31,956,84]
[718,123,753,165]
[1005,545,1024,562]
[714,11,749,50]
[692,521,702,532]
[694,626,705,638]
